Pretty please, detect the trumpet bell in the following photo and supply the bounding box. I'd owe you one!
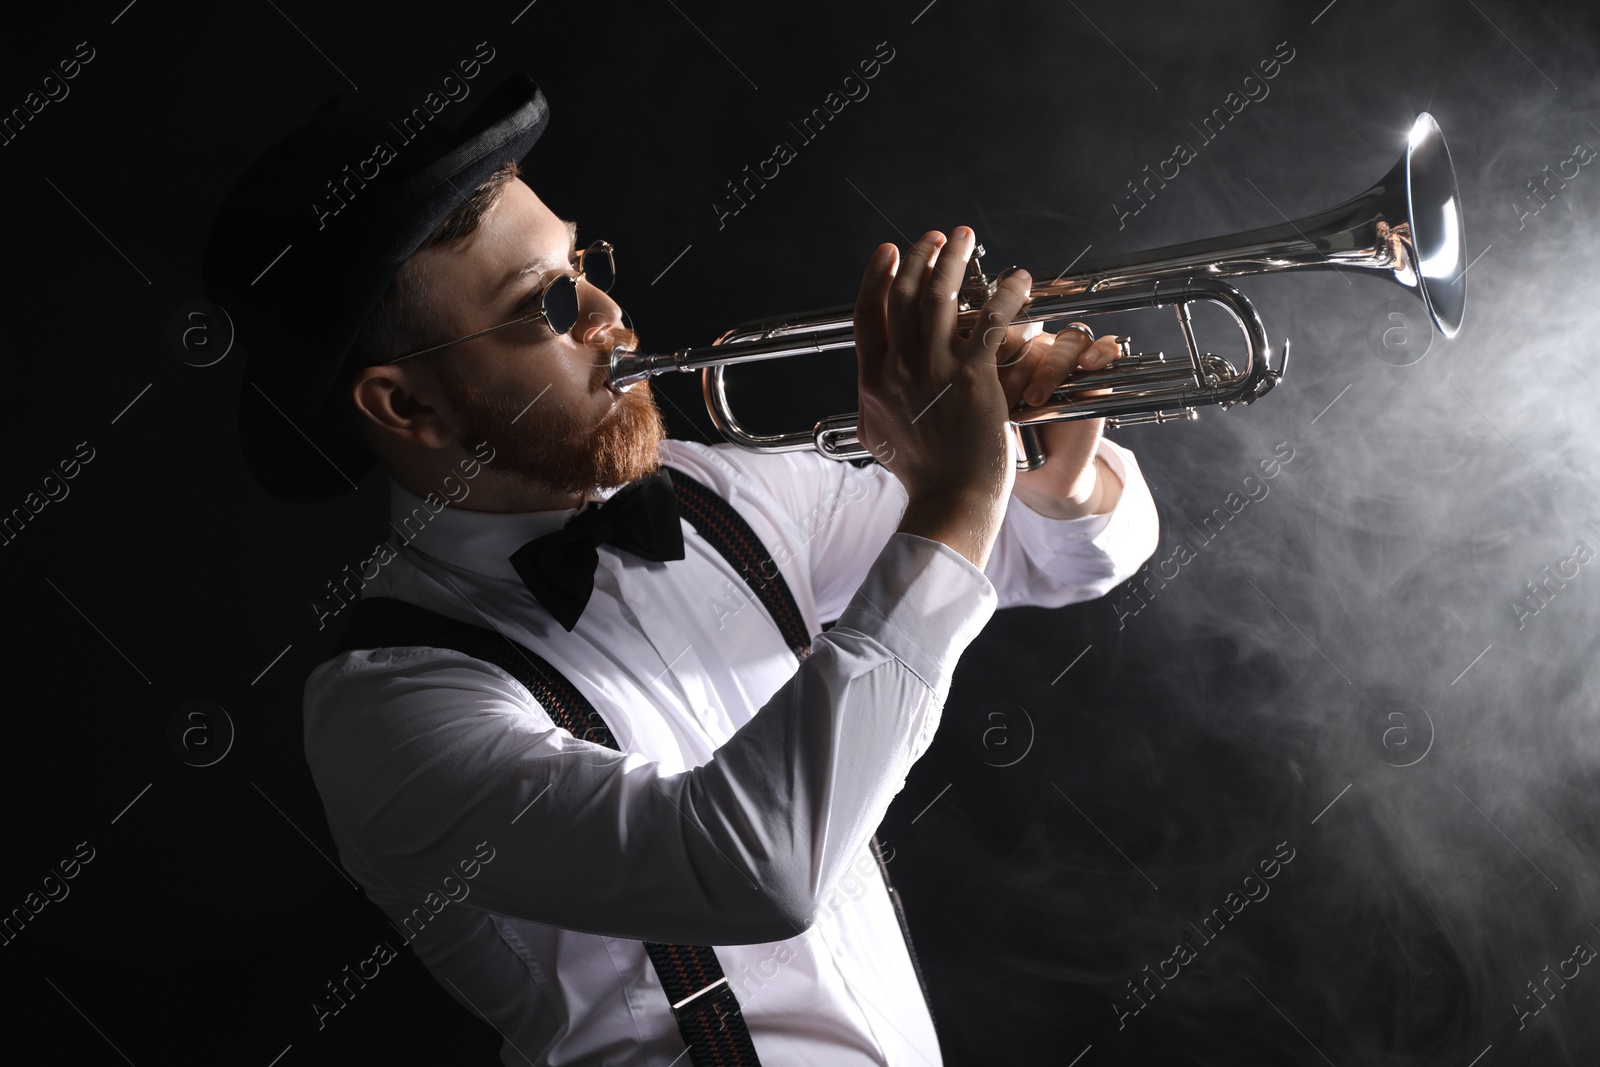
[1406,113,1467,338]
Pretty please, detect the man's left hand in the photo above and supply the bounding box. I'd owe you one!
[994,321,1125,520]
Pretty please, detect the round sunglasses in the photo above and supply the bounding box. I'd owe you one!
[383,239,616,364]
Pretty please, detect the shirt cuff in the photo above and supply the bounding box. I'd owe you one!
[830,532,999,699]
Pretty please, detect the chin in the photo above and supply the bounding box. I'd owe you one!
[581,385,668,491]
[444,368,665,497]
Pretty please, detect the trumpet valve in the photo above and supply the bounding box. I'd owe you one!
[958,243,994,309]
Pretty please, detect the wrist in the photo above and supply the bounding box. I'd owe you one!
[903,484,1008,526]
[1013,456,1115,519]
[899,488,1007,568]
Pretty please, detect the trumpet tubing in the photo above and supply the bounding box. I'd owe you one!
[610,113,1467,471]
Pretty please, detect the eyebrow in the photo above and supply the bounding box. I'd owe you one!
[497,219,579,300]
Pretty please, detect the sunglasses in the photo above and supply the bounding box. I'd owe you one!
[383,239,616,364]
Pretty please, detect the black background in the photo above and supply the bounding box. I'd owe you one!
[5,0,1600,1064]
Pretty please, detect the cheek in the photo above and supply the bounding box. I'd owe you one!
[544,346,612,418]
[489,337,581,390]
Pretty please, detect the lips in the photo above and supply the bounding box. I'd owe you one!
[600,348,635,394]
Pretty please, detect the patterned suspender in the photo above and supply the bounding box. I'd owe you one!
[667,472,940,1038]
[332,466,936,1064]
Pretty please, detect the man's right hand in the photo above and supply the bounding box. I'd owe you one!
[853,226,1033,570]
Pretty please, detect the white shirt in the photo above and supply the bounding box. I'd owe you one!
[303,437,1158,1066]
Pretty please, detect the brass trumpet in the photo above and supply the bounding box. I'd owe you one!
[610,113,1466,471]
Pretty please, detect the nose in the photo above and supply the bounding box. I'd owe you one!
[573,277,625,347]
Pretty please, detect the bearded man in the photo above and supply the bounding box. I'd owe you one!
[205,73,1158,1066]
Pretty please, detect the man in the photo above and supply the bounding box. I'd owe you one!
[206,73,1158,1065]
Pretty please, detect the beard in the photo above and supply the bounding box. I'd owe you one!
[429,327,668,495]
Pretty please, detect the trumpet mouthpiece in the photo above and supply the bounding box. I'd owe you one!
[607,346,666,390]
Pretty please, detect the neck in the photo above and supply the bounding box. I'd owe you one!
[394,454,590,514]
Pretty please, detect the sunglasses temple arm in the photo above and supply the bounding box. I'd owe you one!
[384,316,540,364]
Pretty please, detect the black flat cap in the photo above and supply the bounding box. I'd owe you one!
[203,72,550,503]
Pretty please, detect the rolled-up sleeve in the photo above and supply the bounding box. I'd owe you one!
[304,533,997,949]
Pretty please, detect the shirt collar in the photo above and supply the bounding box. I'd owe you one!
[386,475,620,582]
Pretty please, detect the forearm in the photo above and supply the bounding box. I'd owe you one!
[663,532,998,938]
[1012,421,1124,519]
[982,438,1160,609]
[318,534,999,947]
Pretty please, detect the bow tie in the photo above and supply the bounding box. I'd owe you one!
[508,469,686,631]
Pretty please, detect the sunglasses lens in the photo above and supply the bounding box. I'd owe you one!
[543,275,580,334]
[585,242,615,293]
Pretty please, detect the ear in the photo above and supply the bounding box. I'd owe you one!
[350,364,457,450]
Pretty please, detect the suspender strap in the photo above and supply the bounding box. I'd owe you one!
[332,596,615,749]
[663,467,939,1038]
[335,595,757,1067]
[646,943,762,1064]
[870,835,937,1031]
[666,468,812,662]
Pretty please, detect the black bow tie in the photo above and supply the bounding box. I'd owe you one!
[508,470,685,631]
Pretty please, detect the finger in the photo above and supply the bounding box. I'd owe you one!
[921,225,977,340]
[966,269,1032,363]
[994,324,1048,407]
[994,319,1045,370]
[1077,333,1126,371]
[853,243,898,386]
[997,333,1046,409]
[1055,322,1096,358]
[1019,331,1090,407]
[887,231,945,355]
[1054,323,1096,359]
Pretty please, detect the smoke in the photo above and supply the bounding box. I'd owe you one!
[863,2,1600,1063]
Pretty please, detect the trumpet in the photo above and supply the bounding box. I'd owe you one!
[610,113,1466,471]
